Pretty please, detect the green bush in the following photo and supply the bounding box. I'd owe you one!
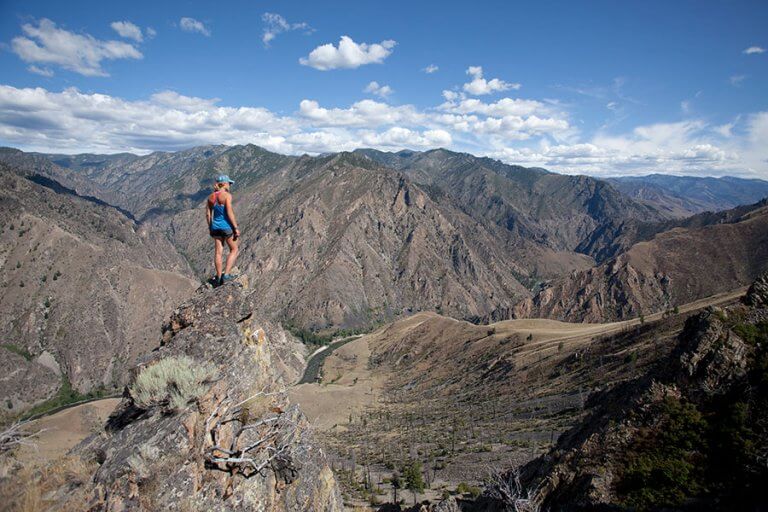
[733,321,768,346]
[617,398,708,510]
[456,482,482,498]
[22,378,108,419]
[130,356,216,410]
[1,344,32,361]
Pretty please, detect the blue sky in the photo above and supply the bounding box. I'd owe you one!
[0,0,766,177]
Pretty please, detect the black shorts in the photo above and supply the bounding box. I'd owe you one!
[210,228,233,238]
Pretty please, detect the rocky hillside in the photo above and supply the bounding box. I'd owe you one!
[167,152,563,330]
[515,199,768,322]
[491,273,768,511]
[0,166,198,417]
[2,145,670,330]
[0,278,342,511]
[357,148,665,260]
[608,174,768,218]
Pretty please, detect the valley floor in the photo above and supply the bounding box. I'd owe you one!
[4,287,747,510]
[289,287,747,509]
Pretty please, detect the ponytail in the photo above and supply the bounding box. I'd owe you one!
[214,182,227,191]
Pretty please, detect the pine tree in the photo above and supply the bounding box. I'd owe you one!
[403,460,425,505]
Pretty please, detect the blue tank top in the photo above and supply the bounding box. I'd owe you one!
[210,191,234,231]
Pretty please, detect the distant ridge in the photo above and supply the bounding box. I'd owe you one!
[607,173,768,217]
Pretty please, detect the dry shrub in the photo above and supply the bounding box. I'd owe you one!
[0,455,95,511]
[130,356,216,410]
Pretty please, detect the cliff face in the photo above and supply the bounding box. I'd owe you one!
[515,201,768,322]
[0,168,198,416]
[495,273,768,511]
[60,278,342,511]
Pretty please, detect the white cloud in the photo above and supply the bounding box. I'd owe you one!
[422,64,439,74]
[180,17,210,37]
[462,66,519,95]
[730,74,747,86]
[111,21,143,42]
[440,97,546,117]
[299,36,396,70]
[11,18,142,77]
[743,46,766,55]
[261,12,311,46]
[299,99,422,127]
[146,27,157,39]
[361,127,452,148]
[364,81,393,98]
[442,90,461,101]
[0,83,766,179]
[28,65,54,77]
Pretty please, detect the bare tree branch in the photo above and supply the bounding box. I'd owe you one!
[0,421,48,454]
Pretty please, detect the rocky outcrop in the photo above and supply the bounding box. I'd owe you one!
[67,278,342,511]
[498,280,768,511]
[744,271,768,308]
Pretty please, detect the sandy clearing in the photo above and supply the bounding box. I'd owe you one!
[16,398,121,463]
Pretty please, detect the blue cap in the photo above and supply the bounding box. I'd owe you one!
[216,174,235,184]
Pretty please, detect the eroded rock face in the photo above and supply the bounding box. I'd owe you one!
[73,279,342,512]
[515,201,768,322]
[677,307,749,394]
[744,271,768,308]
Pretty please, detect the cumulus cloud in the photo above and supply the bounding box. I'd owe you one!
[361,127,452,148]
[180,17,210,37]
[11,18,142,77]
[463,66,519,95]
[0,86,441,156]
[422,64,439,74]
[0,84,765,178]
[299,98,422,127]
[299,36,396,70]
[743,46,766,55]
[364,81,393,98]
[261,12,312,46]
[111,21,143,42]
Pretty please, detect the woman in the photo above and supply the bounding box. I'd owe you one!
[206,174,241,286]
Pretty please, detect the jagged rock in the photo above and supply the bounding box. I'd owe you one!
[72,278,342,511]
[744,271,768,308]
[429,496,461,512]
[677,307,749,394]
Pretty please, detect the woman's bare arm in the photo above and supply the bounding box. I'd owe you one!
[206,196,213,227]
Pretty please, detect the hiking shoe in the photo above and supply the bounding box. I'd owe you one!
[219,273,238,285]
[209,276,221,288]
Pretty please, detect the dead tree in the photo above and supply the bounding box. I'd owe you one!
[0,421,46,453]
[484,466,540,512]
[203,390,306,481]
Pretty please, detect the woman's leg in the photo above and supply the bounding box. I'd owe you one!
[214,237,224,279]
[224,236,239,275]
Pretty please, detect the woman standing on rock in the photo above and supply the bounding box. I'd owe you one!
[206,174,240,286]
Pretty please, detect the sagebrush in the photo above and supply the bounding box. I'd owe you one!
[131,356,216,410]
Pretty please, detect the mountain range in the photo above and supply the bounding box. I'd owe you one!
[1,144,767,415]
